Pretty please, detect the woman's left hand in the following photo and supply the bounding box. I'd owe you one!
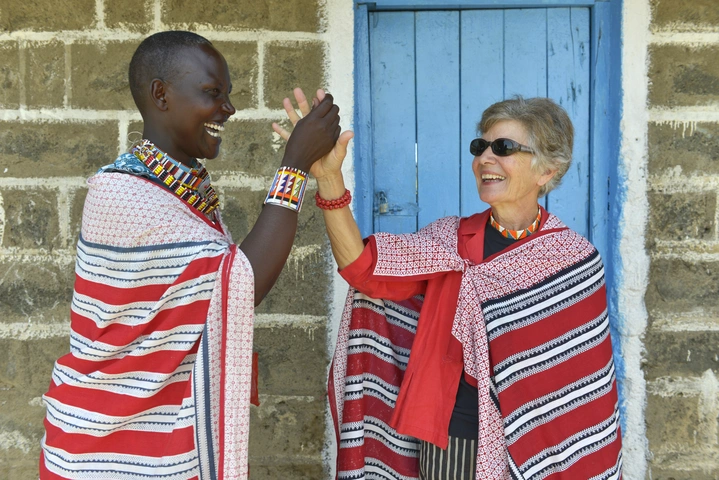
[273,88,354,181]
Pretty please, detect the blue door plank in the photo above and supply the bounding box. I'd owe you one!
[459,9,504,217]
[546,7,591,237]
[416,11,461,228]
[354,4,374,238]
[503,9,548,99]
[370,11,418,234]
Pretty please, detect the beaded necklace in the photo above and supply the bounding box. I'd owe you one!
[489,207,542,240]
[131,139,220,215]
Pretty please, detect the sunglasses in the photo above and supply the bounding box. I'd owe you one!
[469,138,535,157]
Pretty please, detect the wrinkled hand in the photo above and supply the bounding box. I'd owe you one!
[273,88,354,180]
[279,89,340,173]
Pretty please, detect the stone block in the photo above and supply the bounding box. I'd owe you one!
[25,41,66,108]
[254,322,327,396]
[0,121,119,177]
[1,188,61,249]
[213,120,285,176]
[646,259,719,314]
[0,338,68,478]
[213,41,258,111]
[650,0,719,30]
[649,466,719,480]
[245,463,325,480]
[219,188,331,317]
[0,0,95,32]
[0,259,75,324]
[645,392,700,450]
[648,191,716,241]
[162,0,320,33]
[0,446,43,480]
[649,45,719,107]
[217,188,263,242]
[648,122,719,176]
[258,248,330,316]
[69,187,88,244]
[249,395,326,458]
[644,331,719,378]
[0,43,20,108]
[265,0,321,32]
[71,41,140,110]
[105,0,152,32]
[263,41,325,108]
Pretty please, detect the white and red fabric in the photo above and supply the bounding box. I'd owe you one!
[40,172,255,479]
[329,210,623,480]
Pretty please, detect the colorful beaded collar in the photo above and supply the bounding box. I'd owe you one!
[131,139,220,215]
[489,207,542,240]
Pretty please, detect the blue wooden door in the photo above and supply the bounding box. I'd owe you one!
[369,8,591,237]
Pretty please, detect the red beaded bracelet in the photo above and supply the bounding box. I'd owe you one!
[315,189,352,210]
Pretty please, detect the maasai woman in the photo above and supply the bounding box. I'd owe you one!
[275,94,623,480]
[40,32,341,479]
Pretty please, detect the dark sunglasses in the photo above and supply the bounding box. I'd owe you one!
[469,138,535,157]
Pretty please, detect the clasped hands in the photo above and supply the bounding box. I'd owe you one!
[272,88,354,182]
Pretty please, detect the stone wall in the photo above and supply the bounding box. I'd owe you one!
[0,1,335,478]
[644,0,719,477]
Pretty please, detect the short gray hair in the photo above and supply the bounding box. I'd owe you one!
[478,96,574,197]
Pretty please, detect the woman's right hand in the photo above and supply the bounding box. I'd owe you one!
[273,88,354,181]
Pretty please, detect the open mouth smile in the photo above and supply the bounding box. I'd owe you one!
[482,173,506,183]
[204,122,224,138]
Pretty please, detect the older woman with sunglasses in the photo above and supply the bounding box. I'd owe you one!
[275,94,623,480]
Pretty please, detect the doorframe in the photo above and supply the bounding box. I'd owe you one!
[352,0,625,420]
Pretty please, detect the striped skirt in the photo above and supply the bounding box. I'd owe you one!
[419,436,477,480]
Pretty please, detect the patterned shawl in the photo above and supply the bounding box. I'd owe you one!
[40,172,255,479]
[329,213,623,480]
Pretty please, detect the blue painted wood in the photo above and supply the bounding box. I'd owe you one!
[546,7,591,237]
[416,11,461,228]
[369,11,418,234]
[589,0,625,432]
[368,0,601,9]
[504,9,548,99]
[590,1,619,261]
[354,3,374,238]
[355,0,626,431]
[459,9,504,217]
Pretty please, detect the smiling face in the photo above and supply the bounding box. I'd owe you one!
[160,44,236,164]
[472,119,555,226]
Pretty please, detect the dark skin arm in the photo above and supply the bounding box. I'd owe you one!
[240,90,341,305]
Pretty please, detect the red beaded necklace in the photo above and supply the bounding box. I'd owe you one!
[489,207,542,240]
[131,140,220,215]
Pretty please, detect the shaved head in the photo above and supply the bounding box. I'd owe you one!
[129,31,213,113]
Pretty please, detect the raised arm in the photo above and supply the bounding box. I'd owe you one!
[240,91,340,305]
[272,89,363,269]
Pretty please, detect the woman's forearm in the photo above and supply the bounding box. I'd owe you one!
[316,173,365,269]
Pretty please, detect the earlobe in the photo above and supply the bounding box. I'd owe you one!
[537,169,558,187]
[150,79,169,111]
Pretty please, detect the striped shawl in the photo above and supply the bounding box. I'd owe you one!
[41,173,255,479]
[329,214,623,480]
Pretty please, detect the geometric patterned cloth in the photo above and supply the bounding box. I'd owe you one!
[329,210,623,479]
[40,171,255,479]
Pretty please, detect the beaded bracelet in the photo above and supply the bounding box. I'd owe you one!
[315,189,352,210]
[264,166,309,213]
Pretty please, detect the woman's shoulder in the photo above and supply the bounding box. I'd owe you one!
[539,213,600,261]
[96,152,153,177]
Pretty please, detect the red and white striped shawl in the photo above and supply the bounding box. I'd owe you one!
[329,213,623,480]
[41,173,255,479]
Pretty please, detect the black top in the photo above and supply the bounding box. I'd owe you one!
[448,222,518,439]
